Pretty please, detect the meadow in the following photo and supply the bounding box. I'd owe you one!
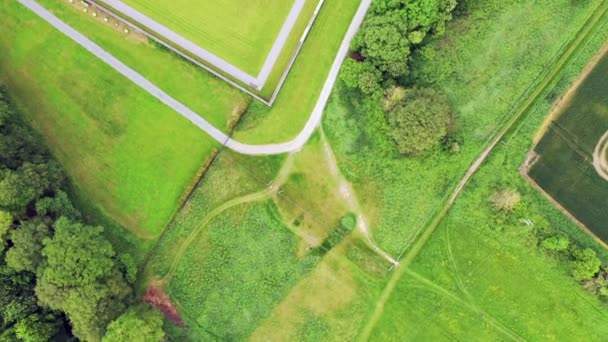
[529,53,608,242]
[142,136,383,339]
[323,0,608,257]
[0,0,246,258]
[120,0,293,75]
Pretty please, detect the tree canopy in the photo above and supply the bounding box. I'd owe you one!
[343,0,458,95]
[385,87,452,155]
[0,89,153,342]
[570,248,601,281]
[37,218,131,341]
[103,304,165,342]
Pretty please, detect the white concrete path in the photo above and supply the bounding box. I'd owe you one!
[17,0,372,156]
[98,0,306,90]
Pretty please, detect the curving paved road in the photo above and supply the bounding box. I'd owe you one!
[17,0,372,156]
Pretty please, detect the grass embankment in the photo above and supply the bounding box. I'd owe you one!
[232,0,361,143]
[529,53,608,242]
[0,0,238,256]
[120,0,292,75]
[324,0,608,257]
[36,0,250,132]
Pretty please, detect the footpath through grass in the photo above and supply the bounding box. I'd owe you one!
[0,0,230,255]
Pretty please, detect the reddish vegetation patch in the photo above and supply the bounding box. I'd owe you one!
[144,280,185,326]
[350,51,365,61]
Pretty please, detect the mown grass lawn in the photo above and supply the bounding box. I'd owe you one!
[232,0,361,144]
[0,0,230,255]
[120,0,293,75]
[530,53,608,242]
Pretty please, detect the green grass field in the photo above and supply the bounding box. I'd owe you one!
[0,0,247,255]
[529,53,608,243]
[120,0,293,75]
[232,0,361,143]
[37,0,251,132]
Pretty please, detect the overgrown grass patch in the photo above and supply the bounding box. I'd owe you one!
[324,0,607,256]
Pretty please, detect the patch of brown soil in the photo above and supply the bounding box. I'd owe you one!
[144,279,185,326]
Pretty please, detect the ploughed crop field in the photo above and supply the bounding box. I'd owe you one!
[529,52,608,243]
[118,0,295,75]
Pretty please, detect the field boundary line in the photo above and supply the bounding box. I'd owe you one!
[521,43,608,249]
[358,1,608,339]
[85,0,273,104]
[406,270,526,342]
[521,165,608,250]
[92,0,326,105]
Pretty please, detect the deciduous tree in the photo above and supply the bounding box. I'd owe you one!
[103,304,164,342]
[385,87,451,155]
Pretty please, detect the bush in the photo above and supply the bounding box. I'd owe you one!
[490,189,521,212]
[570,247,601,281]
[541,236,570,252]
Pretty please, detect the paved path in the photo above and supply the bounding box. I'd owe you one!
[98,0,305,90]
[17,0,372,156]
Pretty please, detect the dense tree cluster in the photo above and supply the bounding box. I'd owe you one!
[340,0,459,156]
[0,90,164,341]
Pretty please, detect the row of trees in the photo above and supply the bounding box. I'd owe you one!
[340,0,459,156]
[0,90,164,341]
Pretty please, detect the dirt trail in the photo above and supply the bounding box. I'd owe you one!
[320,131,398,266]
[593,131,608,181]
[160,154,296,284]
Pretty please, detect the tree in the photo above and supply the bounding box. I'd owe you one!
[0,265,38,331]
[0,162,63,212]
[352,13,410,79]
[541,236,570,252]
[0,210,11,252]
[340,59,383,95]
[35,190,81,221]
[103,304,164,342]
[570,248,601,281]
[5,221,51,274]
[14,313,59,342]
[490,189,521,212]
[36,218,131,341]
[385,87,452,155]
